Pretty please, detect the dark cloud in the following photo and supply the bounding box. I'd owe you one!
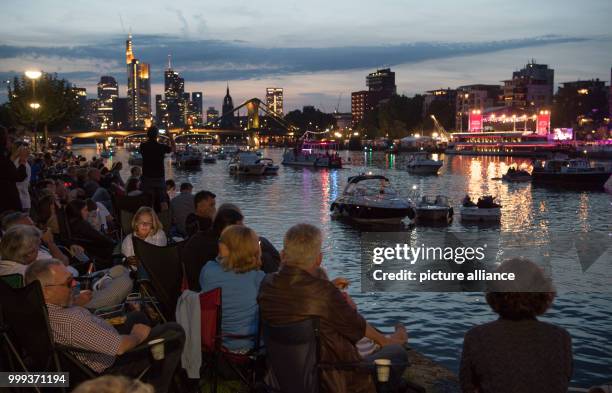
[0,35,588,86]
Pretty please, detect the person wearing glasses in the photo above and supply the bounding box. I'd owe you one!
[121,207,167,274]
[24,259,185,393]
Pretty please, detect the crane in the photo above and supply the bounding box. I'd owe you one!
[430,115,451,142]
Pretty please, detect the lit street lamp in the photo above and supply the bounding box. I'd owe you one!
[29,102,41,110]
[25,70,43,150]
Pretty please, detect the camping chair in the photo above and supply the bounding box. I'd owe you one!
[132,237,185,323]
[0,273,23,288]
[112,193,154,239]
[0,279,161,392]
[200,287,263,393]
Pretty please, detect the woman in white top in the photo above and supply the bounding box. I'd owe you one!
[121,206,167,258]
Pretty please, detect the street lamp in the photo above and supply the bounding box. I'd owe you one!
[25,70,43,150]
[29,102,41,110]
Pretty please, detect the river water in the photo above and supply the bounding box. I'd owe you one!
[82,146,611,386]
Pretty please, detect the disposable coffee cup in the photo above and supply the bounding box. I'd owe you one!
[148,338,165,360]
[374,358,391,383]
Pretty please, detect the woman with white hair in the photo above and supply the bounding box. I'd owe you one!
[0,224,41,276]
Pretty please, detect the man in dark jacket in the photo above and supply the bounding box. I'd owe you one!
[139,126,175,211]
[0,127,28,214]
[258,223,408,393]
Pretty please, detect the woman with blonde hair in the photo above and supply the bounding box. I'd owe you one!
[199,225,264,352]
[121,206,167,259]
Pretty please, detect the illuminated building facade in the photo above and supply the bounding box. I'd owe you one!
[191,92,203,126]
[126,34,152,128]
[97,76,118,129]
[423,88,457,115]
[206,107,219,124]
[351,90,370,127]
[366,68,396,107]
[265,88,284,116]
[503,61,554,112]
[455,84,503,131]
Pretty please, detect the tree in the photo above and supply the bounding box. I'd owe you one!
[377,94,424,139]
[424,99,455,134]
[8,73,80,149]
[284,106,336,133]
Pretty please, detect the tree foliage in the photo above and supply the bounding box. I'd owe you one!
[7,73,80,132]
[284,106,336,132]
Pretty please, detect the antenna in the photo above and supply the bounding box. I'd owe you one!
[118,13,126,34]
[167,54,172,70]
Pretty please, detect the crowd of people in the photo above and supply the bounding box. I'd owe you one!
[0,124,588,393]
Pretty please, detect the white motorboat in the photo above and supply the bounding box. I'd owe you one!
[283,140,342,168]
[460,195,502,222]
[406,153,443,175]
[415,195,453,223]
[330,174,415,224]
[257,158,279,175]
[229,151,267,175]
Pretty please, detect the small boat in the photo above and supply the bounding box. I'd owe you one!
[228,151,267,175]
[203,154,217,164]
[330,174,415,224]
[460,195,501,222]
[406,153,443,175]
[283,140,342,168]
[415,195,453,223]
[128,151,143,166]
[216,151,227,160]
[174,146,203,169]
[257,158,279,175]
[532,158,611,189]
[502,168,532,182]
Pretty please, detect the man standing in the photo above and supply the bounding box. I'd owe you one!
[184,190,216,237]
[258,224,408,393]
[25,259,185,393]
[170,182,194,237]
[139,126,175,211]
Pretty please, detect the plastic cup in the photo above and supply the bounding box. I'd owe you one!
[148,338,165,360]
[374,358,391,383]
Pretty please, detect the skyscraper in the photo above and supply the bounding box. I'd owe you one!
[351,90,370,127]
[265,88,284,116]
[191,92,203,126]
[97,76,118,129]
[163,55,185,128]
[220,85,236,129]
[206,107,219,124]
[126,34,152,128]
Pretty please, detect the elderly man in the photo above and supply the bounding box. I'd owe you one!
[25,259,185,393]
[258,223,408,393]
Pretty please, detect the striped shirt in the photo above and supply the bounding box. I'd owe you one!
[46,303,122,373]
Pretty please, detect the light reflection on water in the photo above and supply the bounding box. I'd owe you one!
[79,146,611,385]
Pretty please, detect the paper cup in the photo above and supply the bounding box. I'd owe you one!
[374,358,391,383]
[148,338,165,360]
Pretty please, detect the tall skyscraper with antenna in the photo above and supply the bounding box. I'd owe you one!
[126,34,152,128]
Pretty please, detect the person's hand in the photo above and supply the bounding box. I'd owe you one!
[69,244,85,256]
[41,228,55,246]
[126,256,139,268]
[73,290,93,306]
[131,323,151,343]
[332,277,350,290]
[387,324,408,345]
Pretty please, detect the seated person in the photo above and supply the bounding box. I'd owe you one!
[129,166,142,181]
[125,177,143,197]
[182,206,242,291]
[199,225,264,353]
[258,224,408,393]
[184,190,216,237]
[170,182,194,237]
[86,198,113,233]
[121,207,167,273]
[66,199,116,264]
[460,258,573,393]
[73,375,153,393]
[24,259,185,393]
[165,179,176,200]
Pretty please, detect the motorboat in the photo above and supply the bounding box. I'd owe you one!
[502,167,532,182]
[128,151,143,166]
[415,195,453,223]
[216,151,228,160]
[203,154,217,164]
[100,148,114,158]
[174,146,203,169]
[283,140,342,168]
[406,152,443,175]
[330,174,416,224]
[531,158,611,189]
[460,195,501,222]
[228,151,267,175]
[257,157,279,175]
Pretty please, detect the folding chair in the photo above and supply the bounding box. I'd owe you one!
[0,273,23,288]
[0,279,159,392]
[132,237,185,323]
[200,287,263,393]
[112,193,154,239]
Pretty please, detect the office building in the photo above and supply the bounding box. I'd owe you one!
[126,34,152,128]
[191,92,203,126]
[366,68,396,106]
[265,88,284,116]
[206,107,219,124]
[503,61,554,111]
[97,76,118,129]
[351,90,370,127]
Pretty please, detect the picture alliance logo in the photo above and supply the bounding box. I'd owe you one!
[371,244,488,265]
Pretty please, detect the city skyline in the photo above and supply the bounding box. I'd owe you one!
[1,0,611,112]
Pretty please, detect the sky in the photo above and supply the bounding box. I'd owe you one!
[1,0,611,112]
